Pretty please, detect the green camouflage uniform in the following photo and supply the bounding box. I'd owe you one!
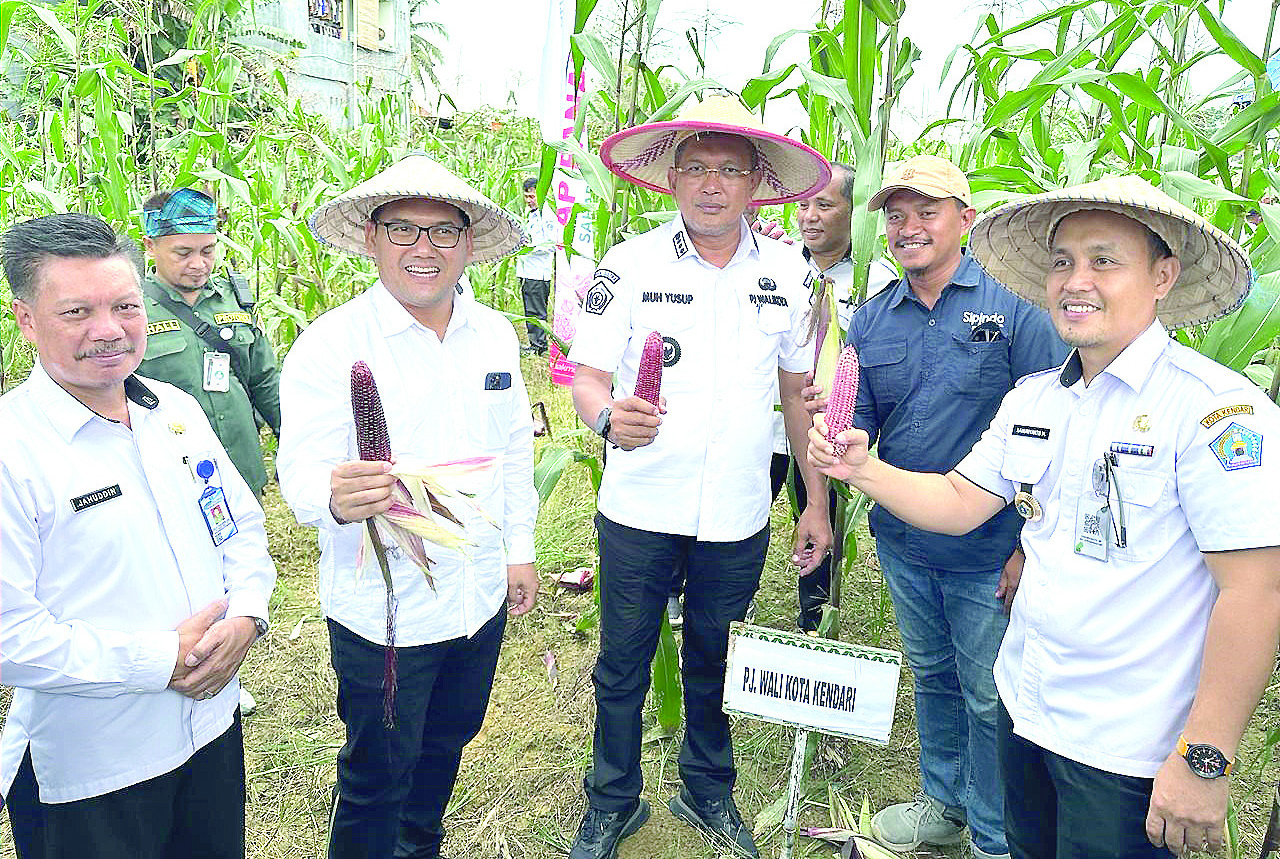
[138,273,281,496]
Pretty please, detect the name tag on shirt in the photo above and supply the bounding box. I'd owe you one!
[199,484,238,545]
[70,484,123,512]
[203,351,231,392]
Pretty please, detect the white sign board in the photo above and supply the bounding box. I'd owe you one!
[723,623,901,744]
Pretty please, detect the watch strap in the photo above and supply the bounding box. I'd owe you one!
[1177,734,1234,777]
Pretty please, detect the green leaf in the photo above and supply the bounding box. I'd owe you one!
[548,137,614,205]
[533,445,575,503]
[1195,272,1280,372]
[651,612,681,732]
[741,64,797,109]
[1159,171,1250,205]
[860,0,903,27]
[572,32,618,90]
[153,48,207,71]
[1195,4,1265,78]
[28,3,76,57]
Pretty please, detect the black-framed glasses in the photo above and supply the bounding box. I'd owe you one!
[377,220,465,248]
[672,165,758,182]
[1091,454,1128,548]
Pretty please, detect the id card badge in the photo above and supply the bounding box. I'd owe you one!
[1073,499,1110,561]
[199,484,239,545]
[203,351,231,392]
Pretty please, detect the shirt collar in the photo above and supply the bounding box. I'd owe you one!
[370,279,472,339]
[147,271,222,301]
[801,242,854,271]
[1058,319,1167,391]
[885,249,980,308]
[28,363,159,443]
[668,213,759,265]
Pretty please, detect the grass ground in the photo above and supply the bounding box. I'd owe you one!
[2,350,1277,858]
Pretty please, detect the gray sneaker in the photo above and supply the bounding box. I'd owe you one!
[968,838,1010,859]
[870,793,966,851]
[666,596,683,629]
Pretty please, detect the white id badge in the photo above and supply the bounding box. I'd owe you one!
[203,351,231,392]
[1073,499,1110,561]
[199,484,238,545]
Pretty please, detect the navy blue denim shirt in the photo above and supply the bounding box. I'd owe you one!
[846,252,1069,572]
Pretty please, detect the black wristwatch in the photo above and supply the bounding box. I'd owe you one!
[1177,735,1235,779]
[593,406,613,442]
[253,617,269,640]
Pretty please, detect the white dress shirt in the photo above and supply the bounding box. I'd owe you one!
[569,216,814,542]
[516,206,558,281]
[956,321,1280,777]
[277,283,537,646]
[0,365,274,803]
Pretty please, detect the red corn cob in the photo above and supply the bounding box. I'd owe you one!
[350,360,399,728]
[351,361,392,462]
[634,331,663,406]
[824,345,860,457]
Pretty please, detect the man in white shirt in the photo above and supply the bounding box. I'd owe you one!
[278,156,538,859]
[567,96,833,859]
[0,213,275,859]
[517,177,558,355]
[811,175,1280,858]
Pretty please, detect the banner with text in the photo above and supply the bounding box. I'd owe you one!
[538,0,592,386]
[723,623,901,744]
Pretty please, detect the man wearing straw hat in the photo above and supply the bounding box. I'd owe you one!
[810,174,1280,858]
[835,154,1067,859]
[277,155,539,859]
[567,95,834,858]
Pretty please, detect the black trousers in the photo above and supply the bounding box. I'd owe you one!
[998,702,1173,858]
[518,277,550,352]
[8,714,245,859]
[586,513,769,811]
[326,608,506,859]
[669,453,833,630]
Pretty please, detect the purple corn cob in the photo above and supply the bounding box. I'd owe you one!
[824,345,860,457]
[351,361,392,462]
[350,360,399,728]
[634,331,663,406]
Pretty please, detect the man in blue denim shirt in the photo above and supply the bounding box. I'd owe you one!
[847,155,1068,859]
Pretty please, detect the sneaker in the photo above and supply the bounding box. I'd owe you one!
[666,596,683,629]
[568,799,649,859]
[870,793,966,851]
[969,838,1010,859]
[668,787,758,857]
[239,686,257,716]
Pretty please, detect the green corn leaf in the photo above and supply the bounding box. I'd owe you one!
[572,32,617,90]
[533,444,575,504]
[1195,4,1265,78]
[1194,272,1280,372]
[28,3,76,58]
[1160,171,1250,205]
[651,612,681,732]
[860,0,903,27]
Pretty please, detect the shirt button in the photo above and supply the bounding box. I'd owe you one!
[1078,403,1091,416]
[1027,628,1039,640]
[928,319,936,327]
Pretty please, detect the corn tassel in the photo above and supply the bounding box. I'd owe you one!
[633,331,663,406]
[824,345,860,457]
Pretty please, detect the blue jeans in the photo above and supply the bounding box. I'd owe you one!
[999,702,1173,858]
[876,540,1009,854]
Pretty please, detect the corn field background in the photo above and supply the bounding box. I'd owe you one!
[0,0,1278,856]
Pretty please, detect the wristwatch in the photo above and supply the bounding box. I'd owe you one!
[1177,735,1235,778]
[593,406,613,442]
[253,617,269,640]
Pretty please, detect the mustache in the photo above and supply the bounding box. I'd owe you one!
[76,344,136,359]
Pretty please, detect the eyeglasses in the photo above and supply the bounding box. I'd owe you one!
[1091,454,1128,548]
[673,165,758,183]
[377,220,465,248]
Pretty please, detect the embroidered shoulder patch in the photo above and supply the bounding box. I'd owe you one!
[146,319,182,335]
[1200,404,1254,429]
[1209,422,1262,471]
[584,280,614,315]
[213,311,253,325]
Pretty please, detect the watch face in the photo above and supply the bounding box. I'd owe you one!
[1185,743,1228,777]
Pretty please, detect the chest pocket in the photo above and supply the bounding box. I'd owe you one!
[473,370,515,454]
[740,305,794,379]
[858,339,908,404]
[945,332,1010,398]
[1110,467,1171,561]
[143,329,190,361]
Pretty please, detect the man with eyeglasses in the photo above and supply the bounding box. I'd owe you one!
[277,156,538,859]
[566,96,833,859]
[811,175,1280,859]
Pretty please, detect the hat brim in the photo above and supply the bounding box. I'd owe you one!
[308,157,527,264]
[866,181,972,211]
[600,121,831,205]
[969,177,1250,329]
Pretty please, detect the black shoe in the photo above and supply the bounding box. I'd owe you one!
[668,787,758,857]
[569,799,650,859]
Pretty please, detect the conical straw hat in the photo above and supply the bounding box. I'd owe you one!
[969,174,1250,329]
[599,95,831,205]
[309,155,527,263]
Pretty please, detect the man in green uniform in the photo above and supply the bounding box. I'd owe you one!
[138,188,281,499]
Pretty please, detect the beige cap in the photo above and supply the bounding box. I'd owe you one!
[968,174,1251,329]
[867,154,972,211]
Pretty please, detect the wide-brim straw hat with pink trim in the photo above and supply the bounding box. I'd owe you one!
[599,95,831,205]
[308,155,527,263]
[969,174,1251,329]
